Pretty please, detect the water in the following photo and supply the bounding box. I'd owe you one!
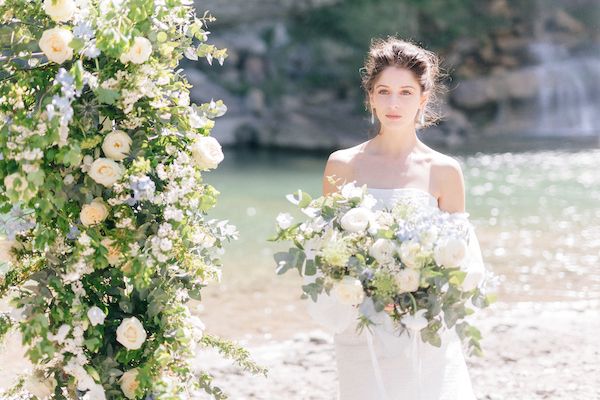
[204,144,600,303]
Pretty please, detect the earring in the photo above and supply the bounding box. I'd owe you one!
[371,109,375,125]
[419,110,425,126]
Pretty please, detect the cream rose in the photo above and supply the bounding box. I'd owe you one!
[399,239,423,269]
[102,131,132,161]
[80,198,109,226]
[434,237,468,268]
[116,317,147,350]
[87,306,106,326]
[88,158,123,187]
[42,0,76,22]
[101,238,121,265]
[190,136,224,170]
[119,368,139,399]
[120,36,152,64]
[339,207,373,233]
[24,375,57,400]
[0,237,17,264]
[39,27,73,64]
[369,238,396,265]
[333,276,365,305]
[395,268,421,294]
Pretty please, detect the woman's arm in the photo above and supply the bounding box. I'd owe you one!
[322,150,354,196]
[433,157,466,213]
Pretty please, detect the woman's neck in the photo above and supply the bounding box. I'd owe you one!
[368,125,419,157]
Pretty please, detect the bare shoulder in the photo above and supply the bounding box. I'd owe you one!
[323,143,365,195]
[423,147,465,212]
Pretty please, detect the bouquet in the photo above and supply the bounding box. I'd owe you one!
[0,0,263,399]
[272,183,494,356]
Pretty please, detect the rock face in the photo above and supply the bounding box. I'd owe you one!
[188,0,600,149]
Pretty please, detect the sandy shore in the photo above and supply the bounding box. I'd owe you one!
[2,299,599,399]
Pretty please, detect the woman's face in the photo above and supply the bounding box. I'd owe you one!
[369,66,428,130]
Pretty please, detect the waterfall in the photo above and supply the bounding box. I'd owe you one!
[528,42,600,136]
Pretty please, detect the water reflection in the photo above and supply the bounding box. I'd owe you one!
[205,146,600,303]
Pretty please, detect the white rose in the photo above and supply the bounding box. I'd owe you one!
[120,36,152,64]
[395,268,421,293]
[101,238,121,265]
[434,237,468,268]
[0,237,16,264]
[369,238,396,265]
[39,27,74,64]
[24,375,57,400]
[80,198,109,226]
[119,368,139,399]
[333,276,365,305]
[102,131,132,161]
[87,306,106,326]
[339,207,373,233]
[401,309,429,331]
[276,213,293,229]
[43,0,76,22]
[340,182,363,199]
[88,158,123,187]
[190,136,224,170]
[83,383,107,400]
[116,317,147,350]
[399,239,423,269]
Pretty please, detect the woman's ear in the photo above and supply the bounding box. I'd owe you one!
[420,91,430,108]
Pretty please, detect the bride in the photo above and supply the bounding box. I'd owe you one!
[312,37,483,400]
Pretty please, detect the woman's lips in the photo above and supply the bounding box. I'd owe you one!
[385,114,402,119]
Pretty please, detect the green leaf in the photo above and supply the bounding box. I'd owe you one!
[95,87,120,105]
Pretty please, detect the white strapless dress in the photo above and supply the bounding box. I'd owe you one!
[307,188,485,400]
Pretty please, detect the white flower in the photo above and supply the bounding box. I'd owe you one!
[369,238,396,265]
[48,324,70,343]
[80,198,109,226]
[419,225,439,249]
[119,368,139,399]
[83,383,107,400]
[87,306,106,326]
[333,276,364,305]
[276,213,293,229]
[43,0,76,22]
[188,315,205,339]
[340,207,373,233]
[101,238,121,265]
[88,158,123,187]
[190,136,224,170]
[4,172,27,192]
[39,27,74,64]
[395,268,421,293]
[340,182,363,199]
[116,317,147,350]
[399,239,423,269]
[434,237,468,268]
[120,36,152,64]
[360,193,377,210]
[24,375,57,400]
[0,237,16,264]
[102,130,132,161]
[401,309,428,331]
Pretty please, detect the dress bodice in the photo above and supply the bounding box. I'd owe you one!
[367,187,438,210]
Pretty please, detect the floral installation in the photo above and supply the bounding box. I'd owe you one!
[272,182,495,356]
[0,0,264,398]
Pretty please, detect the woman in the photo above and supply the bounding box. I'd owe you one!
[311,37,484,400]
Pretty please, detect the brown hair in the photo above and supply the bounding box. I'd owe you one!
[360,37,444,128]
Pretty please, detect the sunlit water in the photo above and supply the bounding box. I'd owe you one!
[205,144,600,303]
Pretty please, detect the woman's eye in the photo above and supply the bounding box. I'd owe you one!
[378,90,389,95]
[401,90,412,95]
